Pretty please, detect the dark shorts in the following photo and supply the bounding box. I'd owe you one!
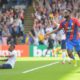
[47,38,54,49]
[61,40,66,49]
[66,39,80,52]
[2,64,12,69]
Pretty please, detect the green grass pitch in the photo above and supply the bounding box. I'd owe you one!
[0,58,80,80]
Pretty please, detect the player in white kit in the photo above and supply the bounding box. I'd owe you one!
[0,45,17,69]
[56,29,67,64]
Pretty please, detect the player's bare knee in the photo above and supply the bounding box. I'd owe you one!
[77,51,80,58]
[67,50,73,57]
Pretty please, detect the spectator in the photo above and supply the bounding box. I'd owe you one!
[0,2,25,45]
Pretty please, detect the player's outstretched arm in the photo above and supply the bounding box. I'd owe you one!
[0,54,14,58]
[0,59,8,62]
[0,56,8,62]
[45,28,61,37]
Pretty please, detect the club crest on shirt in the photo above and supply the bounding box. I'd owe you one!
[71,22,73,26]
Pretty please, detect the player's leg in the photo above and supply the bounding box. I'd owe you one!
[45,37,54,56]
[75,39,80,58]
[45,49,50,56]
[61,40,67,64]
[62,49,66,64]
[0,64,3,69]
[77,51,80,58]
[67,50,77,66]
[0,64,12,69]
[66,40,75,59]
[66,40,77,66]
[43,39,48,56]
[67,50,75,59]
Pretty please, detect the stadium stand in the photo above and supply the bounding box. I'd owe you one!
[0,0,80,45]
[24,0,80,45]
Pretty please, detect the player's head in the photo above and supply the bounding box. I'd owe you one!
[8,44,15,52]
[63,9,72,20]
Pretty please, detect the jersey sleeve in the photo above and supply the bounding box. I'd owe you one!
[73,18,80,27]
[59,22,63,29]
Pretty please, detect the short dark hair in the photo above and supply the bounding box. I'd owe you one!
[10,44,15,49]
[64,9,72,13]
[67,9,72,13]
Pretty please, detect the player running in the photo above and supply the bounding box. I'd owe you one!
[56,29,67,64]
[0,44,17,69]
[46,9,80,66]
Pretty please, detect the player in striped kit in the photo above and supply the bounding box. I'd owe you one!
[46,9,80,66]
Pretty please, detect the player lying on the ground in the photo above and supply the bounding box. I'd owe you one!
[46,9,80,66]
[0,44,17,69]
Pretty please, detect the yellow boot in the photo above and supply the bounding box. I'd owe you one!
[72,60,77,67]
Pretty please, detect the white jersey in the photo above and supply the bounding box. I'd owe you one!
[6,50,17,68]
[56,30,66,41]
[45,27,56,40]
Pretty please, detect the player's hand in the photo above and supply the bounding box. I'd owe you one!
[44,35,47,39]
[44,34,49,39]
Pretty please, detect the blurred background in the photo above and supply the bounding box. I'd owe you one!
[0,0,80,46]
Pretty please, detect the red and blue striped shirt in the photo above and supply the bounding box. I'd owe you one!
[59,18,80,40]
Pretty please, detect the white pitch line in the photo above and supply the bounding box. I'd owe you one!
[22,62,59,74]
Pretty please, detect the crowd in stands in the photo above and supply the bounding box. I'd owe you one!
[0,0,25,45]
[0,0,80,45]
[25,0,80,46]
